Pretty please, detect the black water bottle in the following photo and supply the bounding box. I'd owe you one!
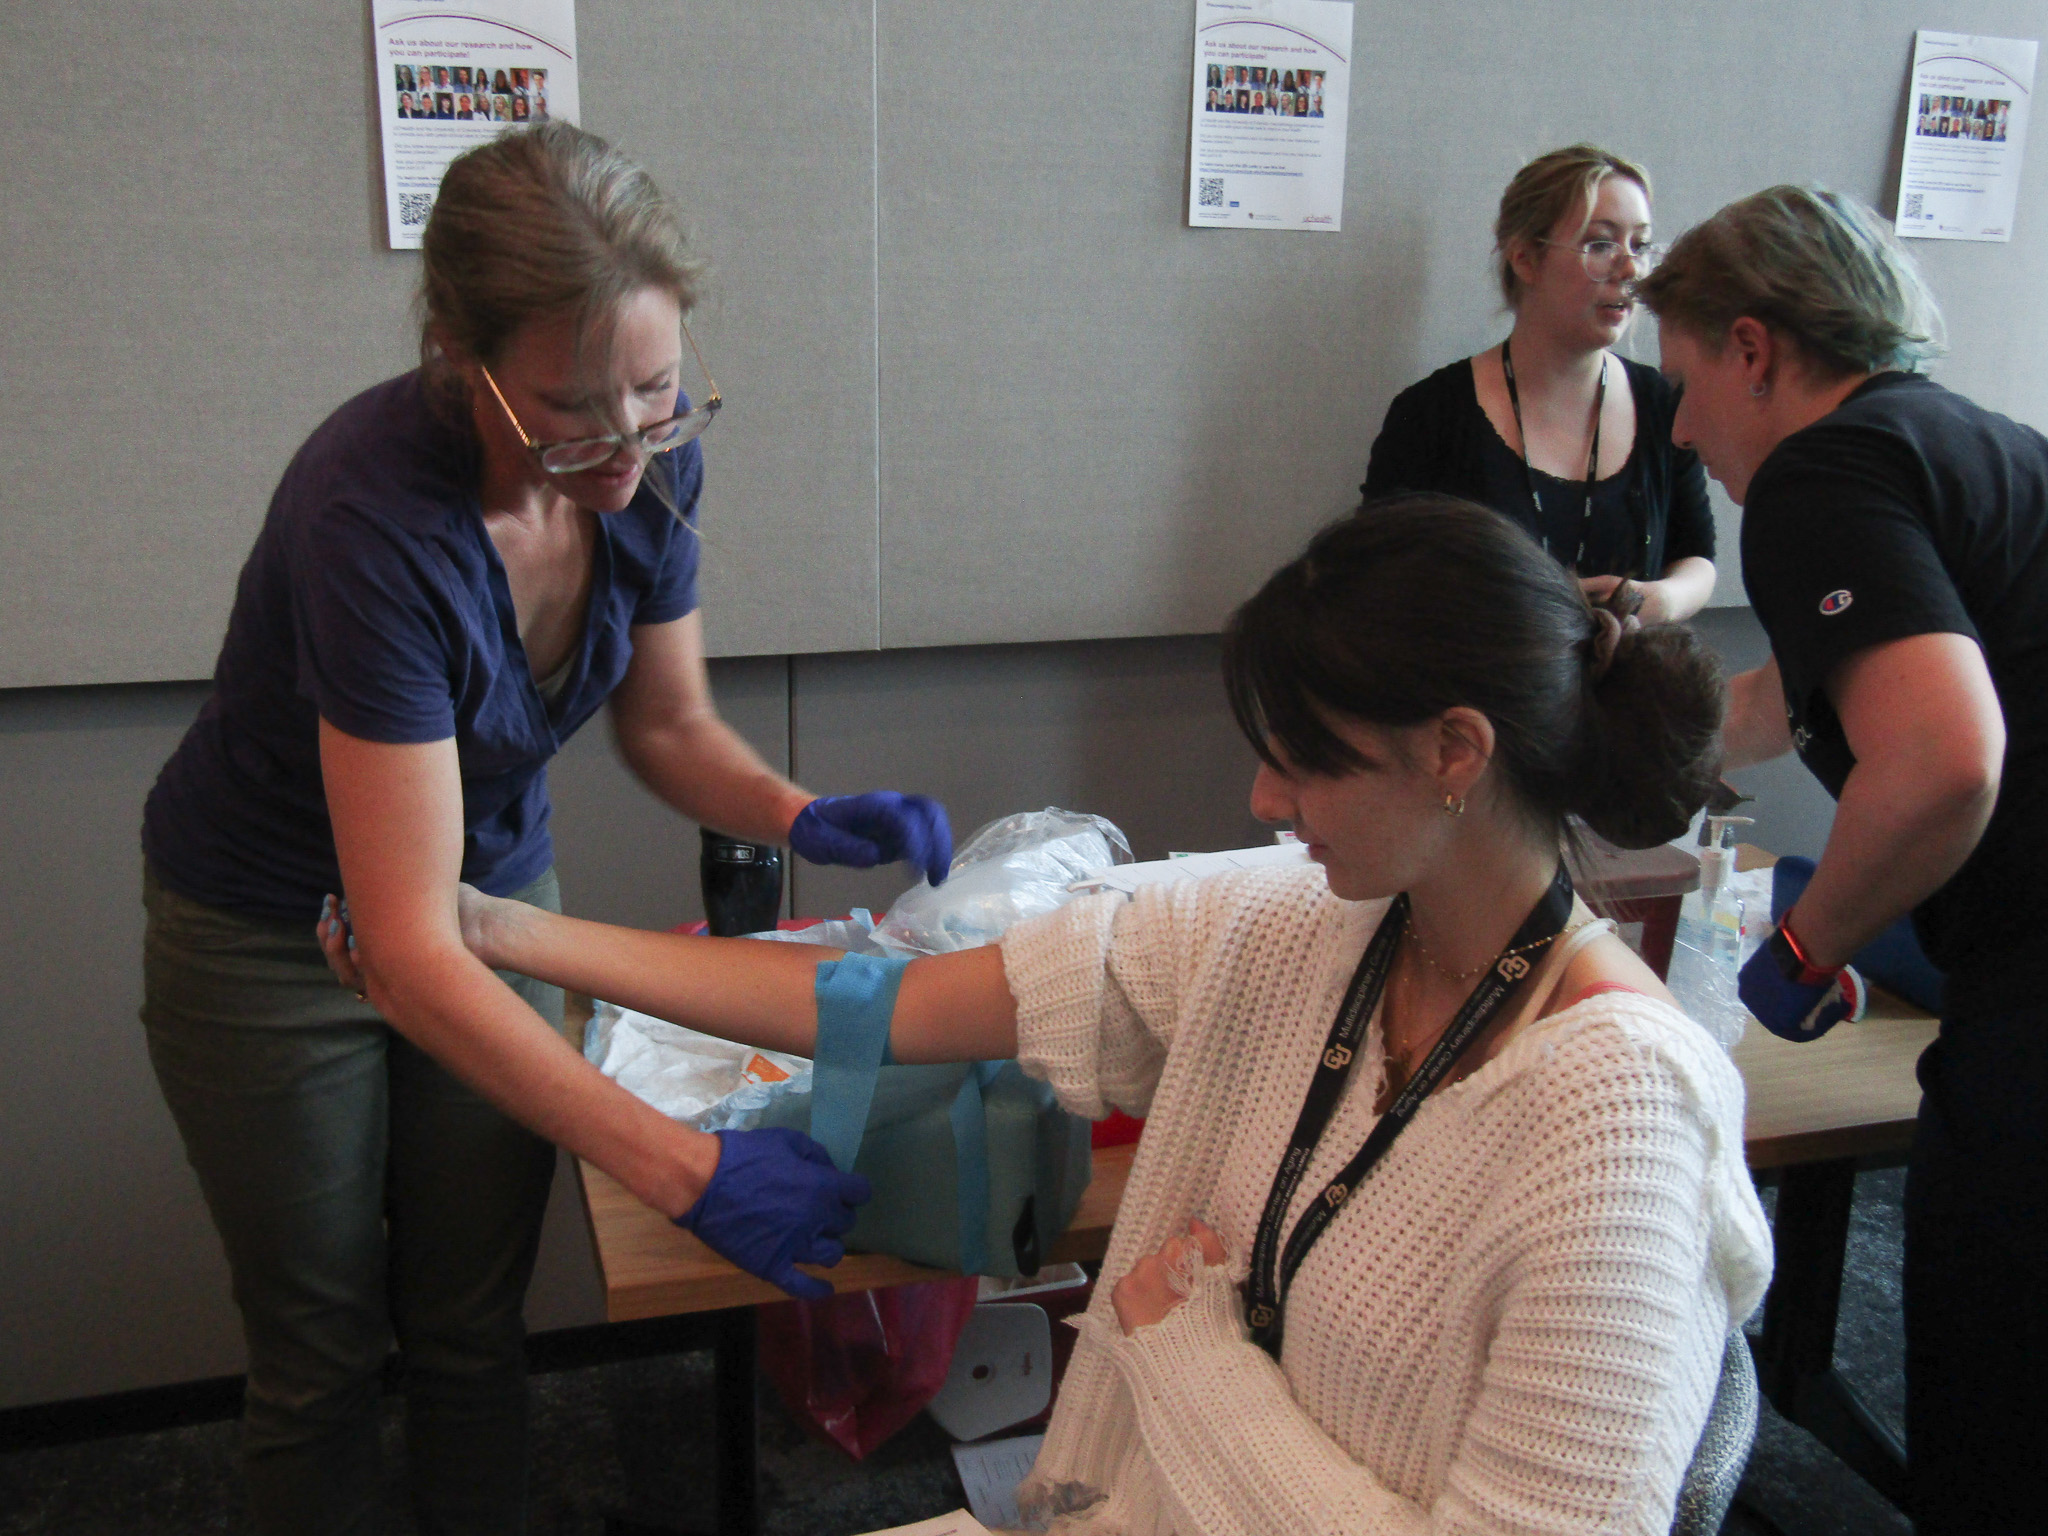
[699,829,784,937]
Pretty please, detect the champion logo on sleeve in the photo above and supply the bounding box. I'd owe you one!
[1819,589,1855,616]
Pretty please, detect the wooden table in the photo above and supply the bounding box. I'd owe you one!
[577,983,1937,1531]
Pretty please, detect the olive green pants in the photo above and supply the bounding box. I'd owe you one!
[142,865,563,1536]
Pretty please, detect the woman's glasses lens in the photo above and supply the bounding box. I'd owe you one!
[537,407,717,475]
[1583,242,1664,280]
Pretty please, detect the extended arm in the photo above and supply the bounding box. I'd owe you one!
[457,893,1021,1064]
[1780,632,2003,968]
[609,612,812,843]
[1721,655,1794,769]
[319,721,718,1218]
[611,614,952,882]
[1651,554,1717,622]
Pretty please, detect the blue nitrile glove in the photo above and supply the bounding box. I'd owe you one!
[788,792,954,886]
[674,1126,873,1300]
[1739,926,1870,1042]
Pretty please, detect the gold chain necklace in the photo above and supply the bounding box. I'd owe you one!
[1403,917,1587,984]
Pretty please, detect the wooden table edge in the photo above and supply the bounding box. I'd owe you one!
[577,1141,1134,1324]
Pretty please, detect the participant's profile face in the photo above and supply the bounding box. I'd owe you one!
[1247,718,1454,904]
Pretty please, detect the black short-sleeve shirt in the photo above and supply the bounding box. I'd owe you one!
[1360,356,1714,579]
[1742,372,2048,1012]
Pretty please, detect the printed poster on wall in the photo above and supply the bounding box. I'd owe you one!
[1187,0,1353,231]
[1896,30,2035,242]
[372,0,581,250]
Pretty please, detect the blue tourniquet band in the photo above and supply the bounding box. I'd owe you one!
[810,953,911,1171]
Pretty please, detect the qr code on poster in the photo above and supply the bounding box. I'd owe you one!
[1198,177,1225,208]
[399,192,435,226]
[1903,193,1924,219]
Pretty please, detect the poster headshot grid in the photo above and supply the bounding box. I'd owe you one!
[1916,92,2010,141]
[393,63,550,122]
[1204,61,1326,117]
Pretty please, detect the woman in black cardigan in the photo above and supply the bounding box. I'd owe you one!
[1363,145,1716,622]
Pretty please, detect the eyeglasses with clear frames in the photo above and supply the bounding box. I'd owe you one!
[477,319,722,475]
[1538,237,1667,282]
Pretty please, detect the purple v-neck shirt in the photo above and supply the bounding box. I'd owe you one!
[143,370,701,919]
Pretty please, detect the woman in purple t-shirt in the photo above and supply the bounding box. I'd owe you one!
[140,124,950,1534]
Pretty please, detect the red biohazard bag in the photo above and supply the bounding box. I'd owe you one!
[756,1277,981,1460]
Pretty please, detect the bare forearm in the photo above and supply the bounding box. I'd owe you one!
[1650,557,1717,623]
[361,941,717,1217]
[480,904,1020,1062]
[616,711,812,844]
[1722,659,1792,769]
[1788,758,1996,968]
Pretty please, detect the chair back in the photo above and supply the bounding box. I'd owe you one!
[1671,1332,1758,1535]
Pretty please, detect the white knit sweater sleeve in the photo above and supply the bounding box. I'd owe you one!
[1099,1027,1731,1536]
[999,877,1230,1120]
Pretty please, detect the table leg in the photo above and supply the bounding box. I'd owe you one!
[712,1305,761,1536]
[604,1305,761,1536]
[1749,1159,1909,1511]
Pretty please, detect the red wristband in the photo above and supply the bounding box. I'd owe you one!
[1774,914,1839,987]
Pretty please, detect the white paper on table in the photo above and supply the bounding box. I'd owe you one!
[851,1513,994,1536]
[951,1435,1048,1532]
[1896,30,2036,243]
[1187,0,1354,231]
[371,0,582,250]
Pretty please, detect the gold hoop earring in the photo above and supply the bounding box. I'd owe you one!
[1443,792,1466,818]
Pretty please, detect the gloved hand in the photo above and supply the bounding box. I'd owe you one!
[789,792,954,887]
[1739,924,1870,1042]
[674,1127,872,1300]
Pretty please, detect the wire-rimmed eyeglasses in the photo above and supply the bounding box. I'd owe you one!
[1538,237,1667,282]
[477,320,722,475]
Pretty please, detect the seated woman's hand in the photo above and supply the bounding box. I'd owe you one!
[316,883,517,997]
[317,894,366,995]
[1113,1218,1228,1335]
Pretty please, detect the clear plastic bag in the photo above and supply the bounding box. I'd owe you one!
[581,1000,813,1131]
[870,807,1134,956]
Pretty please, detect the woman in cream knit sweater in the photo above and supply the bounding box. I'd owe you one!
[329,497,1772,1534]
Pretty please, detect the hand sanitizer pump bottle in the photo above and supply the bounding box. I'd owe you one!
[1669,814,1754,1047]
[1690,815,1754,967]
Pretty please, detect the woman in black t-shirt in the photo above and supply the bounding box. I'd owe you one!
[1362,145,1716,622]
[1640,185,2048,1536]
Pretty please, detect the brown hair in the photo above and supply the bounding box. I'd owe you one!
[1223,496,1724,848]
[1634,185,1944,376]
[417,122,701,412]
[1494,144,1651,308]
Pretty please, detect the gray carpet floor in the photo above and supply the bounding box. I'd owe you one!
[0,1167,1912,1536]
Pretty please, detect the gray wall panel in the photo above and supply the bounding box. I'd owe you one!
[1,0,878,688]
[0,685,238,1405]
[787,636,1268,921]
[875,1,2048,641]
[581,0,881,658]
[1,4,418,689]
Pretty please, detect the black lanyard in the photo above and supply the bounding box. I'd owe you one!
[1500,337,1606,570]
[1244,864,1575,1359]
